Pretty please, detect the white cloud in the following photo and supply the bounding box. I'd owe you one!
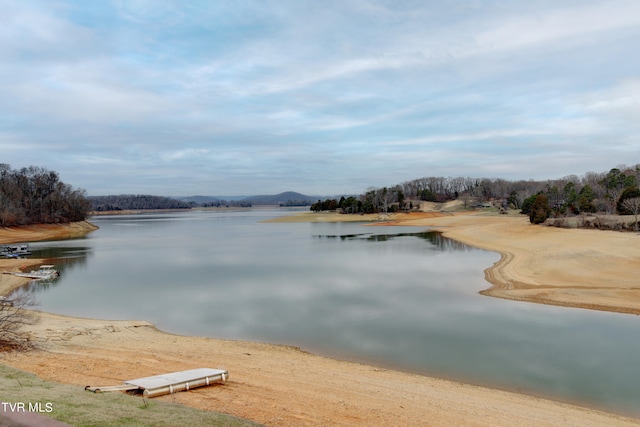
[473,1,640,55]
[581,79,640,119]
[0,1,97,60]
[378,129,553,148]
[1,1,639,195]
[160,148,212,162]
[7,62,172,123]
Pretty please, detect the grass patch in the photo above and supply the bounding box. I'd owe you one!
[0,364,262,427]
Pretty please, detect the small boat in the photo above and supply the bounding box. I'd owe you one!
[13,265,60,280]
[1,243,32,258]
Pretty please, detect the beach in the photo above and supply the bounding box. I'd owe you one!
[1,215,640,426]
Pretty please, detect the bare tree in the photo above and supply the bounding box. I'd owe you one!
[0,290,38,351]
[622,197,640,233]
[380,187,391,214]
[604,188,622,215]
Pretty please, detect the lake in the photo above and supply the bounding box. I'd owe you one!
[24,209,640,417]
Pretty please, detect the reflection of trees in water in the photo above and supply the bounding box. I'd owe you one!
[420,233,476,252]
[315,231,475,251]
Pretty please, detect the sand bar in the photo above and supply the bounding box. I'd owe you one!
[373,211,640,315]
[1,217,640,426]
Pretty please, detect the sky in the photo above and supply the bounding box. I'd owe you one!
[1,0,639,197]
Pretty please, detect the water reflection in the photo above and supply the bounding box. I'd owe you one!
[20,240,94,292]
[23,277,60,293]
[316,230,473,251]
[26,210,640,417]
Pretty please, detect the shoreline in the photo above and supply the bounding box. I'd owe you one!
[384,212,640,316]
[1,217,640,425]
[267,210,640,315]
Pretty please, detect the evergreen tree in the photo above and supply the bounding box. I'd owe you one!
[521,193,540,215]
[578,185,596,213]
[529,194,552,224]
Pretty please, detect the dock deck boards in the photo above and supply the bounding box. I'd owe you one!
[86,368,228,397]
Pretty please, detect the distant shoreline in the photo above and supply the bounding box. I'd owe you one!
[89,205,285,216]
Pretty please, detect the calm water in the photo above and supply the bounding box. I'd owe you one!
[24,209,640,416]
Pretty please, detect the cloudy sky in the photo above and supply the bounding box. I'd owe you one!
[1,1,639,196]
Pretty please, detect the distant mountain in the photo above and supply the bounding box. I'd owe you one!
[178,191,320,206]
[241,191,319,206]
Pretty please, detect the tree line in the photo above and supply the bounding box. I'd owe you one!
[3,162,638,228]
[89,195,192,211]
[0,164,91,226]
[395,165,640,215]
[311,164,640,226]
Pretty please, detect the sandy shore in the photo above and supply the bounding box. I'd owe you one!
[1,216,640,426]
[370,211,640,315]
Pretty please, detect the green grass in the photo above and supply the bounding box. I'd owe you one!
[0,364,263,427]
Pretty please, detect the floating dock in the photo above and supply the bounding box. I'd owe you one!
[85,368,228,398]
